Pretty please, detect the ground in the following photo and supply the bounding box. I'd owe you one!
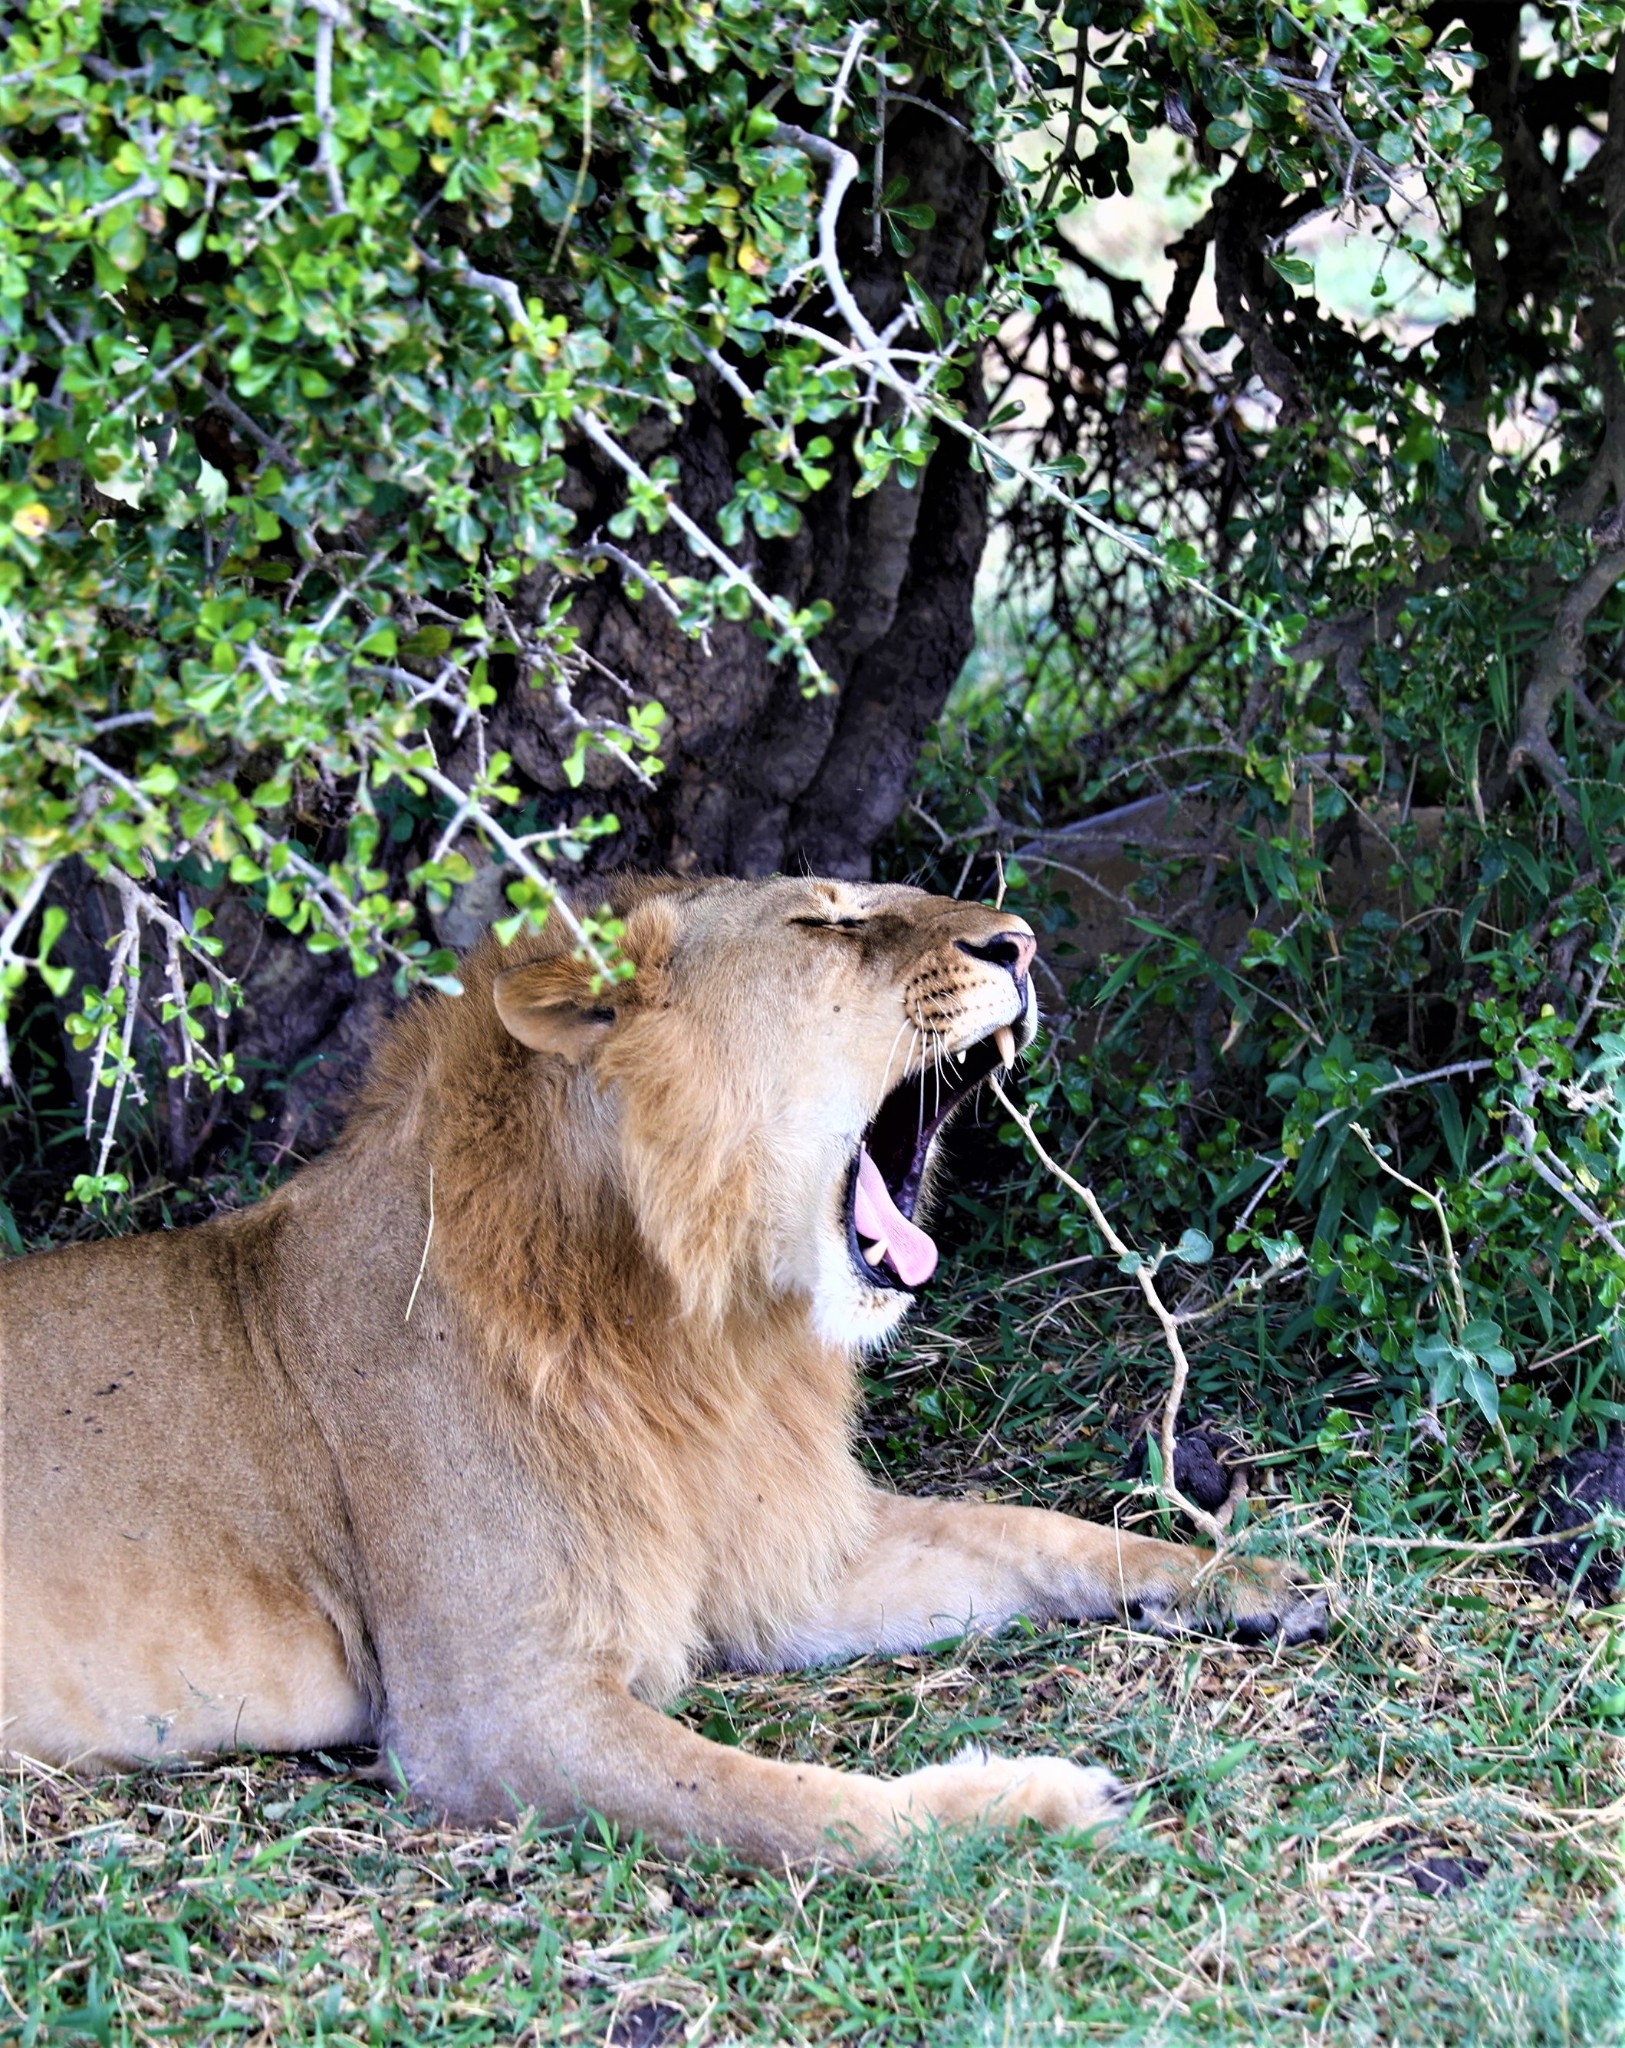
[3,1431,1620,2045]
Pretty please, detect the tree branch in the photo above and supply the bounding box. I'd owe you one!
[1498,544,1625,835]
[990,1075,1243,1547]
[311,0,347,215]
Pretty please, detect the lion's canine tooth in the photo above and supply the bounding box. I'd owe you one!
[994,1025,1016,1068]
[862,1240,886,1266]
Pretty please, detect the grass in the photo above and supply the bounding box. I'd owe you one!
[4,1371,1621,2045]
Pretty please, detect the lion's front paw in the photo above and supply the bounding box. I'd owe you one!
[895,1748,1133,1839]
[1133,1555,1329,1647]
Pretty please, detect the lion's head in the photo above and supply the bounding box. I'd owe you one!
[385,875,1037,1351]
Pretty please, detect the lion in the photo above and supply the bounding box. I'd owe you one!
[0,874,1325,1865]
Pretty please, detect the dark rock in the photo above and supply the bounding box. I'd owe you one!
[1527,1437,1625,1606]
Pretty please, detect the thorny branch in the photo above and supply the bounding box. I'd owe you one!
[767,125,1259,631]
[573,408,832,688]
[10,612,636,1173]
[74,868,236,1181]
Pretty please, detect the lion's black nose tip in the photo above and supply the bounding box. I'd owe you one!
[957,929,1037,981]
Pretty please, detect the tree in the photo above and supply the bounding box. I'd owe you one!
[1,0,1029,1190]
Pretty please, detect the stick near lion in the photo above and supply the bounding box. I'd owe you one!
[0,875,1326,1867]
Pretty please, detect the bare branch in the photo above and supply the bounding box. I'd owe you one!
[311,0,347,215]
[822,17,873,137]
[990,1074,1242,1546]
[1502,544,1625,831]
[199,379,301,471]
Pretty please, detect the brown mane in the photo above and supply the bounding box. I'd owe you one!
[330,886,870,1687]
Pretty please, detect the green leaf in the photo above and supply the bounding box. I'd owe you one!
[1462,1362,1500,1423]
[1269,252,1314,289]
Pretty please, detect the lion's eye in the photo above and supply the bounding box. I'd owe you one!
[789,914,868,932]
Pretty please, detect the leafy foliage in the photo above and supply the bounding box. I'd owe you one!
[895,1,1625,1518]
[0,0,1056,1199]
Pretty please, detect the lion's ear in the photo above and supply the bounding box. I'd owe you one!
[493,960,618,1062]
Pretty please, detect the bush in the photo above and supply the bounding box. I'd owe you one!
[890,1,1625,1521]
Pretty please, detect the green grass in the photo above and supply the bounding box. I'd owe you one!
[3,1511,1620,2045]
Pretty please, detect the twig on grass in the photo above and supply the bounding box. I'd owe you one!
[1299,1512,1612,1559]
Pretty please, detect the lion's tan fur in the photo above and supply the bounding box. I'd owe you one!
[1,875,1322,1864]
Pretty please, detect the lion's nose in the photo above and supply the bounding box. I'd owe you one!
[956,928,1037,982]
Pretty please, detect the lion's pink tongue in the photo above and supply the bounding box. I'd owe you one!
[854,1148,938,1288]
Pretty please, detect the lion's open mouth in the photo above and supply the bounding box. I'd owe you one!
[847,1023,1018,1292]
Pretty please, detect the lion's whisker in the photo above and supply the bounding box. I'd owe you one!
[880,1015,913,1098]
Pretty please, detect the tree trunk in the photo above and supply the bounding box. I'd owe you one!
[489,101,994,880]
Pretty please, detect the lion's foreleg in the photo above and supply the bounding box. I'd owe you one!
[770,1493,1327,1662]
[391,1661,1127,1865]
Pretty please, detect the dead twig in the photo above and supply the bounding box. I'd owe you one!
[989,1075,1241,1546]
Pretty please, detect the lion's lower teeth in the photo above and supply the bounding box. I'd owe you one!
[862,1240,886,1266]
[994,1026,1016,1068]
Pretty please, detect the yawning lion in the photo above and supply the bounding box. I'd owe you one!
[1,875,1325,1863]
